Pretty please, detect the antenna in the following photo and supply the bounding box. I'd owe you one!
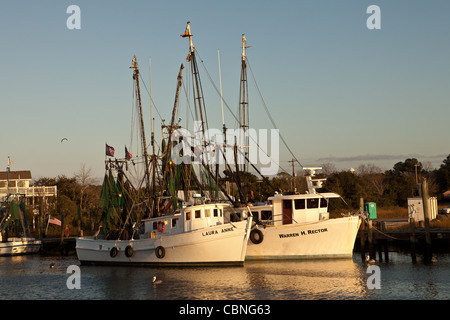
[181,21,194,53]
[218,49,225,127]
[149,57,154,139]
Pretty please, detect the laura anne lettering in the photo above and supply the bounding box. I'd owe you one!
[202,227,234,237]
[279,228,328,238]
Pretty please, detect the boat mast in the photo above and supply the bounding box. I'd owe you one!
[130,56,152,209]
[181,22,214,194]
[238,34,250,203]
[6,156,11,199]
[149,57,158,216]
[162,64,185,200]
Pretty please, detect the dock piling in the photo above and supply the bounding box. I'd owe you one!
[409,217,417,264]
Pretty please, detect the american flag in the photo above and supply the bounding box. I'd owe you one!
[106,144,115,157]
[48,216,62,226]
[125,146,132,160]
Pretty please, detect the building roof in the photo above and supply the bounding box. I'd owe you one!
[0,171,32,180]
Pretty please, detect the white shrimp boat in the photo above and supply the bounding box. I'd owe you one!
[0,158,42,256]
[0,236,41,256]
[234,168,361,260]
[77,24,255,266]
[76,201,252,266]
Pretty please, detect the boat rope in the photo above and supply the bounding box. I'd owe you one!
[194,49,291,177]
[369,224,411,241]
[246,59,303,169]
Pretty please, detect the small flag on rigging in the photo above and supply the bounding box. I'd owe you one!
[125,146,132,160]
[106,144,115,157]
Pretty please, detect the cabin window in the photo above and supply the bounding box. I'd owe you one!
[320,198,328,208]
[205,209,210,217]
[213,209,218,217]
[186,212,191,220]
[284,200,292,209]
[172,218,177,228]
[307,198,319,209]
[220,209,223,217]
[261,210,272,220]
[294,199,305,210]
[195,210,201,219]
[152,221,157,230]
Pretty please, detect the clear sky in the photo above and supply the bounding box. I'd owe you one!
[1,0,449,182]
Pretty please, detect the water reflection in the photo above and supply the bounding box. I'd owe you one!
[1,253,450,300]
[75,258,370,300]
[243,259,369,300]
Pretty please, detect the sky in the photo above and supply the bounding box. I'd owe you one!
[1,0,449,182]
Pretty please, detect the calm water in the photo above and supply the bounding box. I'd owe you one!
[1,253,450,300]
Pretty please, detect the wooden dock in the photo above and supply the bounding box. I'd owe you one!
[355,218,450,264]
[40,237,77,256]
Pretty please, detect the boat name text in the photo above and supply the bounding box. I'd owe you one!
[202,227,234,237]
[279,228,328,238]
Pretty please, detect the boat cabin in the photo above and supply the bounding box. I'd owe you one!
[140,202,232,238]
[233,167,341,226]
[235,192,340,226]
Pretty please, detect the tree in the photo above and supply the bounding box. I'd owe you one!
[437,154,450,194]
[393,158,422,179]
[357,164,387,202]
[74,164,93,213]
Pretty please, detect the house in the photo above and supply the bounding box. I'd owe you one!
[0,170,57,202]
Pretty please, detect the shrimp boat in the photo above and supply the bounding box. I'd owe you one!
[234,168,361,260]
[221,35,361,260]
[0,235,41,256]
[77,200,252,266]
[76,23,253,266]
[0,158,41,256]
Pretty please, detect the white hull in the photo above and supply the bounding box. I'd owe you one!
[0,237,41,256]
[246,216,361,260]
[76,219,252,266]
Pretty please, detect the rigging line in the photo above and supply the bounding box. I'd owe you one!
[194,49,240,125]
[182,76,195,129]
[246,58,304,169]
[195,49,291,176]
[139,73,163,123]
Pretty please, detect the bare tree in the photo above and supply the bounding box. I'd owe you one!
[74,164,93,213]
[357,164,387,197]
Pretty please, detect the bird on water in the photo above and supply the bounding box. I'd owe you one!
[152,276,163,285]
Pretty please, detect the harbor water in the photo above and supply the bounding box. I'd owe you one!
[1,253,450,300]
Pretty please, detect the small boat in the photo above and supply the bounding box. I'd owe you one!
[234,168,361,260]
[0,236,41,256]
[0,158,41,256]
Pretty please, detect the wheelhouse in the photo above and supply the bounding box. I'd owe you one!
[140,202,232,238]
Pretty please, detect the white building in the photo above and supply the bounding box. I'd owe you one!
[0,170,57,202]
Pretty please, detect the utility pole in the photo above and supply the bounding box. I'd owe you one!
[421,178,432,263]
[289,158,296,192]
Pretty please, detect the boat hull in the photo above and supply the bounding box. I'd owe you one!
[245,216,361,260]
[76,219,252,266]
[0,238,41,256]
